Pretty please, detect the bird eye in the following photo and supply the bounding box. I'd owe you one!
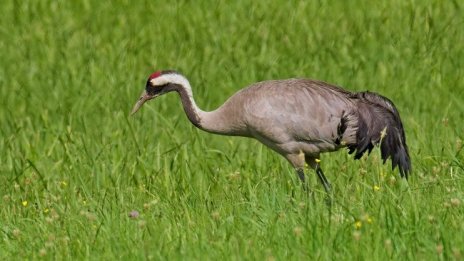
[146,80,158,89]
[146,81,168,95]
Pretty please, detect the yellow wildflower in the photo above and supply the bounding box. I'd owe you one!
[373,185,380,191]
[354,221,362,229]
[22,200,28,207]
[315,159,321,163]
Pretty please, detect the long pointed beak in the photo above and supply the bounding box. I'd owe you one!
[131,90,153,115]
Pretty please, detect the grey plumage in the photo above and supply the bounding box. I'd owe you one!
[131,71,411,193]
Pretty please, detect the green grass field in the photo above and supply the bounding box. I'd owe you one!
[1,0,463,259]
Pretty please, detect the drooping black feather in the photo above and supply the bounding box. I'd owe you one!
[335,111,348,145]
[348,91,411,178]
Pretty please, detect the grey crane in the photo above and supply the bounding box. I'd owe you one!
[131,70,411,193]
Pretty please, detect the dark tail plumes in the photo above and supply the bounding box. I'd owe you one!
[347,91,411,178]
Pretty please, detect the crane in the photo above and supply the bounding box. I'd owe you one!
[131,70,411,194]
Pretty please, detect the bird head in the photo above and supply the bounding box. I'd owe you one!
[131,70,182,115]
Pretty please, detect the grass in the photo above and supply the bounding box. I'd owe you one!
[1,0,463,259]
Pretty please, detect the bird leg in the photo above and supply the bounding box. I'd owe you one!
[286,153,309,191]
[305,156,332,194]
[315,167,332,194]
[305,156,333,207]
[296,168,305,183]
[296,167,310,192]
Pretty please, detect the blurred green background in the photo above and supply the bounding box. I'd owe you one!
[1,0,463,259]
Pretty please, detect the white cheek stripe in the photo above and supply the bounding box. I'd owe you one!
[150,73,196,103]
[151,74,190,89]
